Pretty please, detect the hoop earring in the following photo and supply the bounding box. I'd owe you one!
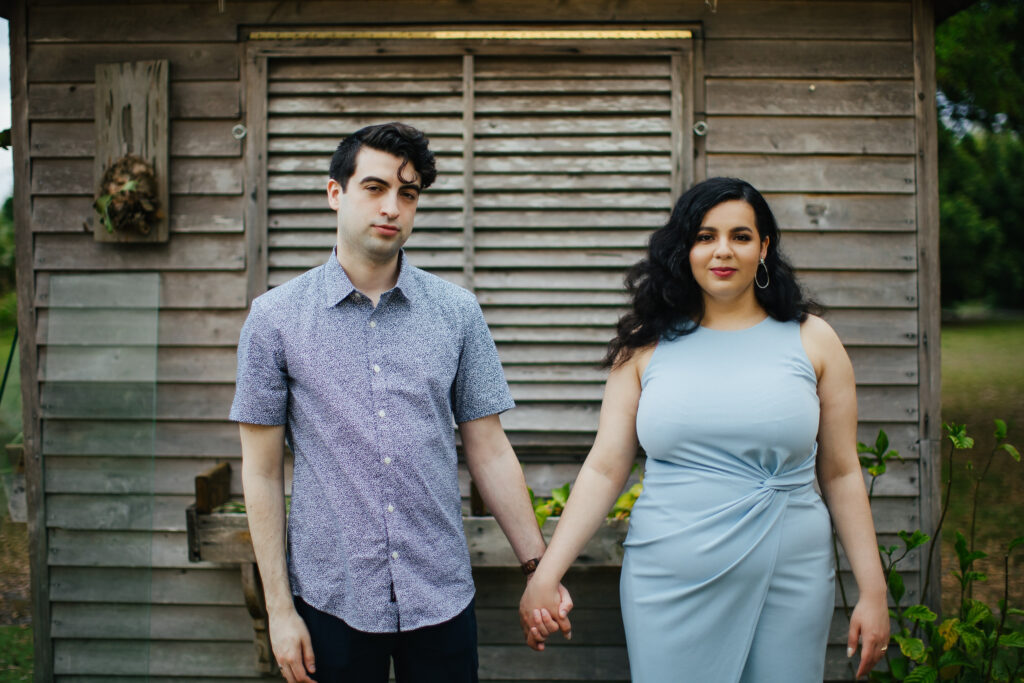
[755,258,770,289]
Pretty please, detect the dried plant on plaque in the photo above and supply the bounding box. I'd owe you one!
[93,154,162,236]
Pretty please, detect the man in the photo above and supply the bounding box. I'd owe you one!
[230,122,571,683]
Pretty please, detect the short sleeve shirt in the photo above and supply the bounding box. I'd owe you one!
[230,250,514,632]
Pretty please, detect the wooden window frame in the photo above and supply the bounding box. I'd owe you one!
[243,28,701,303]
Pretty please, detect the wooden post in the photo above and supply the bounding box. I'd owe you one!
[11,1,53,678]
[93,60,170,243]
[913,0,943,612]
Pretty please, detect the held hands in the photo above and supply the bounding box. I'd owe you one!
[519,575,574,651]
[847,593,891,679]
[269,607,317,683]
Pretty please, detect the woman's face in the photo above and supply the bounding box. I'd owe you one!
[688,199,769,304]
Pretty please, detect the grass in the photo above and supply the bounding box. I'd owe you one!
[0,625,31,682]
[938,320,1024,614]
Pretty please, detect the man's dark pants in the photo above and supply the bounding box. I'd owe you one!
[294,596,479,683]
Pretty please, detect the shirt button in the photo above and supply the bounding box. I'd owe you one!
[373,364,381,373]
[383,456,392,464]
[369,320,377,328]
[387,504,394,512]
[378,409,386,418]
[392,551,399,560]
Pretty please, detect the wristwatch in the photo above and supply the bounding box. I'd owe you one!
[520,557,541,575]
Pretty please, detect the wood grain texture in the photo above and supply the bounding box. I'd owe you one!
[28,43,239,82]
[707,78,915,116]
[93,59,169,243]
[913,0,943,613]
[705,40,913,78]
[706,116,915,155]
[12,1,53,677]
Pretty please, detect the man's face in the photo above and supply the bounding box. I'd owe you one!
[328,147,421,266]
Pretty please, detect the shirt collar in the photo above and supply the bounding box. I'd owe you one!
[322,248,415,308]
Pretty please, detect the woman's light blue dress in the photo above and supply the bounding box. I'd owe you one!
[623,317,835,683]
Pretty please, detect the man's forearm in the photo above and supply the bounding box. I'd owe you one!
[239,424,295,617]
[470,446,547,563]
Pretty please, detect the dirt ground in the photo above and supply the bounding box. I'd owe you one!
[0,508,30,627]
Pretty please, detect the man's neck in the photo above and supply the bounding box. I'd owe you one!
[336,248,400,307]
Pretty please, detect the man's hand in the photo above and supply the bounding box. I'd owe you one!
[269,607,317,683]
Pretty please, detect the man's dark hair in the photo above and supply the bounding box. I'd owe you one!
[329,122,437,191]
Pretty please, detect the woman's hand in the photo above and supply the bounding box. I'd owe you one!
[848,593,891,679]
[519,575,573,650]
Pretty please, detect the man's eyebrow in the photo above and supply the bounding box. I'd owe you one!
[359,175,421,192]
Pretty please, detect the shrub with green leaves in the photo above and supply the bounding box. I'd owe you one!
[851,420,1023,682]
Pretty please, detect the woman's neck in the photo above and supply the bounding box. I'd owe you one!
[699,294,767,331]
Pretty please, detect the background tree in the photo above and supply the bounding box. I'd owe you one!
[936,0,1024,310]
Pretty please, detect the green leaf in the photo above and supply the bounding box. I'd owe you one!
[954,622,987,657]
[937,649,972,668]
[904,665,938,683]
[903,604,938,623]
[944,423,975,450]
[868,464,887,477]
[895,633,928,663]
[997,632,1024,648]
[1007,607,1024,617]
[994,419,1007,440]
[899,529,931,552]
[999,443,1021,462]
[876,430,890,455]
[858,442,873,454]
[550,482,571,506]
[888,567,906,603]
[964,600,992,627]
[890,656,909,679]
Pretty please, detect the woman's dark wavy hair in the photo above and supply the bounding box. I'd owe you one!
[602,177,820,368]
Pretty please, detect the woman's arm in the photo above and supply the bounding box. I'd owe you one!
[518,350,646,647]
[803,316,890,679]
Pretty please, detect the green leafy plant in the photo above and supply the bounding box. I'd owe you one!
[529,464,644,526]
[847,420,1024,682]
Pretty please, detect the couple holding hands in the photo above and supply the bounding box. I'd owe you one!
[232,122,889,683]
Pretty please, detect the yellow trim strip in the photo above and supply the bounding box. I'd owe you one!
[249,29,692,41]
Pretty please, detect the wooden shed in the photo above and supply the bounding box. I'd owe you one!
[11,0,949,680]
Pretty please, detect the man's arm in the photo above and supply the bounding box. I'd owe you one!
[239,423,316,683]
[459,414,573,648]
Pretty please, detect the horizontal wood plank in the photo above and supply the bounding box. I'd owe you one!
[34,234,245,271]
[50,566,245,605]
[706,154,916,193]
[33,195,245,234]
[706,116,915,155]
[32,120,242,158]
[29,81,241,120]
[53,639,256,676]
[707,79,915,116]
[33,158,243,196]
[705,40,913,78]
[764,193,916,232]
[28,43,239,82]
[52,602,252,641]
[36,272,248,310]
[42,420,240,457]
[46,494,193,532]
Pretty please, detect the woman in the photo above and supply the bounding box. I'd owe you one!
[519,178,889,681]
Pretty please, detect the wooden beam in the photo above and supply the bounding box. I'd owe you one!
[912,0,943,613]
[10,1,53,678]
[244,48,269,303]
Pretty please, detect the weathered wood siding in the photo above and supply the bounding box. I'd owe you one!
[17,1,936,681]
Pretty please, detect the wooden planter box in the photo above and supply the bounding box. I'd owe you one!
[185,462,628,673]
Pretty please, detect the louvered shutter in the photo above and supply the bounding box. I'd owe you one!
[263,45,690,452]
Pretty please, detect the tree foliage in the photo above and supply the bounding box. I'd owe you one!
[936,0,1024,137]
[936,0,1024,309]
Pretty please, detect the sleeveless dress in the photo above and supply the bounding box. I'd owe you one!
[621,317,835,683]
